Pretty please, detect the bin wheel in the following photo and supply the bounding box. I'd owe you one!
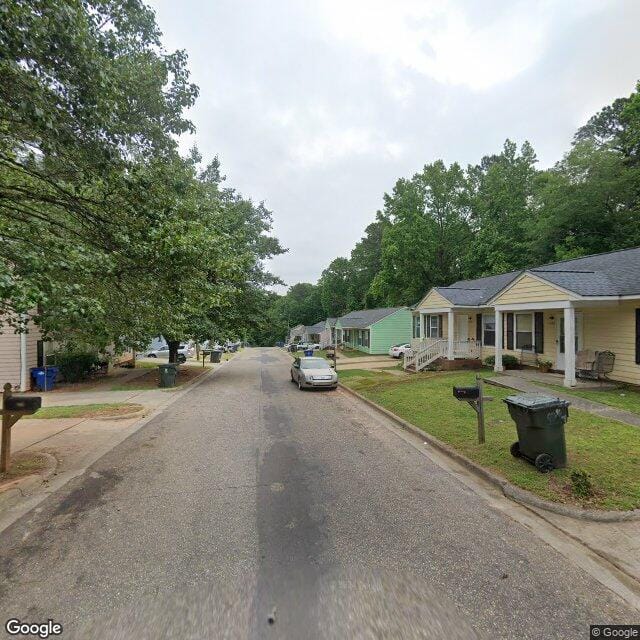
[510,442,521,458]
[534,453,554,473]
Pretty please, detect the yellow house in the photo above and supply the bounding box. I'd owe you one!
[408,247,640,387]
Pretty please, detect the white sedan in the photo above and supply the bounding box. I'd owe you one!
[290,357,338,390]
[388,343,411,358]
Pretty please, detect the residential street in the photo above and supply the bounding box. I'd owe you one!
[0,348,636,639]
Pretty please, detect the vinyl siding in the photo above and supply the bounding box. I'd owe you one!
[581,302,640,385]
[0,323,40,389]
[369,308,413,354]
[417,289,452,310]
[493,274,575,305]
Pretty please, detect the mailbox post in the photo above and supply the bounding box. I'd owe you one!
[1,383,42,473]
[452,375,492,444]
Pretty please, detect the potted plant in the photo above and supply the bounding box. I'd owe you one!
[537,358,553,373]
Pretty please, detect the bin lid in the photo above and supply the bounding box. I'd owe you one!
[503,394,570,410]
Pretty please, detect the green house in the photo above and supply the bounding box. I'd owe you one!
[336,307,412,354]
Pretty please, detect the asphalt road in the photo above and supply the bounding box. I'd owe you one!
[0,348,636,639]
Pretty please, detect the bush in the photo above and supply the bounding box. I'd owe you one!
[483,354,519,369]
[570,469,593,498]
[50,350,101,383]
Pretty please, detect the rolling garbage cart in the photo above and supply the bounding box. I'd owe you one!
[504,394,570,473]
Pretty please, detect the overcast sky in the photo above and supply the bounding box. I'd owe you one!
[148,0,640,292]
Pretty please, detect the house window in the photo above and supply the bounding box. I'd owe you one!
[413,316,421,339]
[428,315,441,338]
[482,315,495,346]
[515,313,534,350]
[362,330,370,347]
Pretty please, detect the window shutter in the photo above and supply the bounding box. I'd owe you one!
[534,312,544,354]
[506,313,514,350]
[476,314,482,341]
[438,315,443,338]
[636,309,640,364]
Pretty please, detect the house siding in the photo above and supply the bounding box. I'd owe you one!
[418,289,451,310]
[369,308,413,354]
[493,274,575,304]
[581,302,640,385]
[0,323,40,389]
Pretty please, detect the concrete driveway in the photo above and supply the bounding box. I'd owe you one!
[0,348,635,639]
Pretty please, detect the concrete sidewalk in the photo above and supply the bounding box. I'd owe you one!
[487,374,640,428]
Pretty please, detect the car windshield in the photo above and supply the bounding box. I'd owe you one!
[299,358,330,369]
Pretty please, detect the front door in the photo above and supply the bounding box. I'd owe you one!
[456,315,469,355]
[556,312,583,370]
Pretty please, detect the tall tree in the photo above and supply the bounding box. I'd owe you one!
[319,257,353,317]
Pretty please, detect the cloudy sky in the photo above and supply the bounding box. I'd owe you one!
[148,0,640,291]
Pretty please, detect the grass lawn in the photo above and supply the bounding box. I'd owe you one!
[338,347,373,358]
[340,369,640,511]
[32,403,143,419]
[537,381,640,415]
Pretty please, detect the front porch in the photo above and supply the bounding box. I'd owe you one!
[407,302,627,388]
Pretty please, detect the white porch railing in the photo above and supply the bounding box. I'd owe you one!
[404,339,481,372]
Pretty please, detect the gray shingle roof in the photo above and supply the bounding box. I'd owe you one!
[530,247,640,296]
[338,307,405,328]
[325,317,337,327]
[427,246,640,305]
[305,321,326,333]
[435,271,521,306]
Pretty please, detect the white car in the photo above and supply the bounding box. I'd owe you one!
[290,356,338,390]
[388,343,411,358]
[146,344,193,359]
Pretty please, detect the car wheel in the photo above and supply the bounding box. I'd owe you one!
[148,353,157,358]
[330,385,338,390]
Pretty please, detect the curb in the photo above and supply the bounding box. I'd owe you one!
[0,452,58,512]
[338,383,640,523]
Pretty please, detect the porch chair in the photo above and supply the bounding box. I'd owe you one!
[576,349,616,381]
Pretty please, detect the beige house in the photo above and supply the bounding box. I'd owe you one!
[407,247,640,387]
[0,319,42,391]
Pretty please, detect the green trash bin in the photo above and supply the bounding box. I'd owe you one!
[504,394,570,473]
[158,363,179,388]
[210,350,222,363]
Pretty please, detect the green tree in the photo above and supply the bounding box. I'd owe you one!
[319,257,353,317]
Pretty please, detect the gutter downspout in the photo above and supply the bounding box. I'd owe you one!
[19,315,28,392]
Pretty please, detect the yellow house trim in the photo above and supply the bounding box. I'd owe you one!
[416,288,453,310]
[489,271,578,306]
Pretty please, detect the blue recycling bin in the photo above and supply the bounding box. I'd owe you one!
[30,366,59,391]
[304,349,313,357]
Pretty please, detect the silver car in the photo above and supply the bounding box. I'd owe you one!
[291,357,338,390]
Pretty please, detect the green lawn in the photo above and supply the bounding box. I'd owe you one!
[32,403,143,419]
[538,382,640,415]
[340,370,640,511]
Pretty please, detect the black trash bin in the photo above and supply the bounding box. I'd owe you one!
[210,349,222,363]
[504,394,570,472]
[158,363,179,388]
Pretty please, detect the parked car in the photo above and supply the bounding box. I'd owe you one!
[290,357,338,390]
[388,343,411,358]
[146,344,193,359]
[309,343,321,350]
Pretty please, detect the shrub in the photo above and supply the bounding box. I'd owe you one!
[483,355,519,369]
[50,350,101,383]
[570,469,593,498]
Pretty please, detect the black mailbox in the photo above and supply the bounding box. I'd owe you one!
[4,396,42,414]
[453,386,479,401]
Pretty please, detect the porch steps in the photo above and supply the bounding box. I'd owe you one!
[486,375,640,429]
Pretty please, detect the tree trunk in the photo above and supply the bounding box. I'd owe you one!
[167,339,180,364]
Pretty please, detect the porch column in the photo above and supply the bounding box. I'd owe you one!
[421,312,427,340]
[563,305,576,387]
[494,308,503,372]
[447,310,454,360]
